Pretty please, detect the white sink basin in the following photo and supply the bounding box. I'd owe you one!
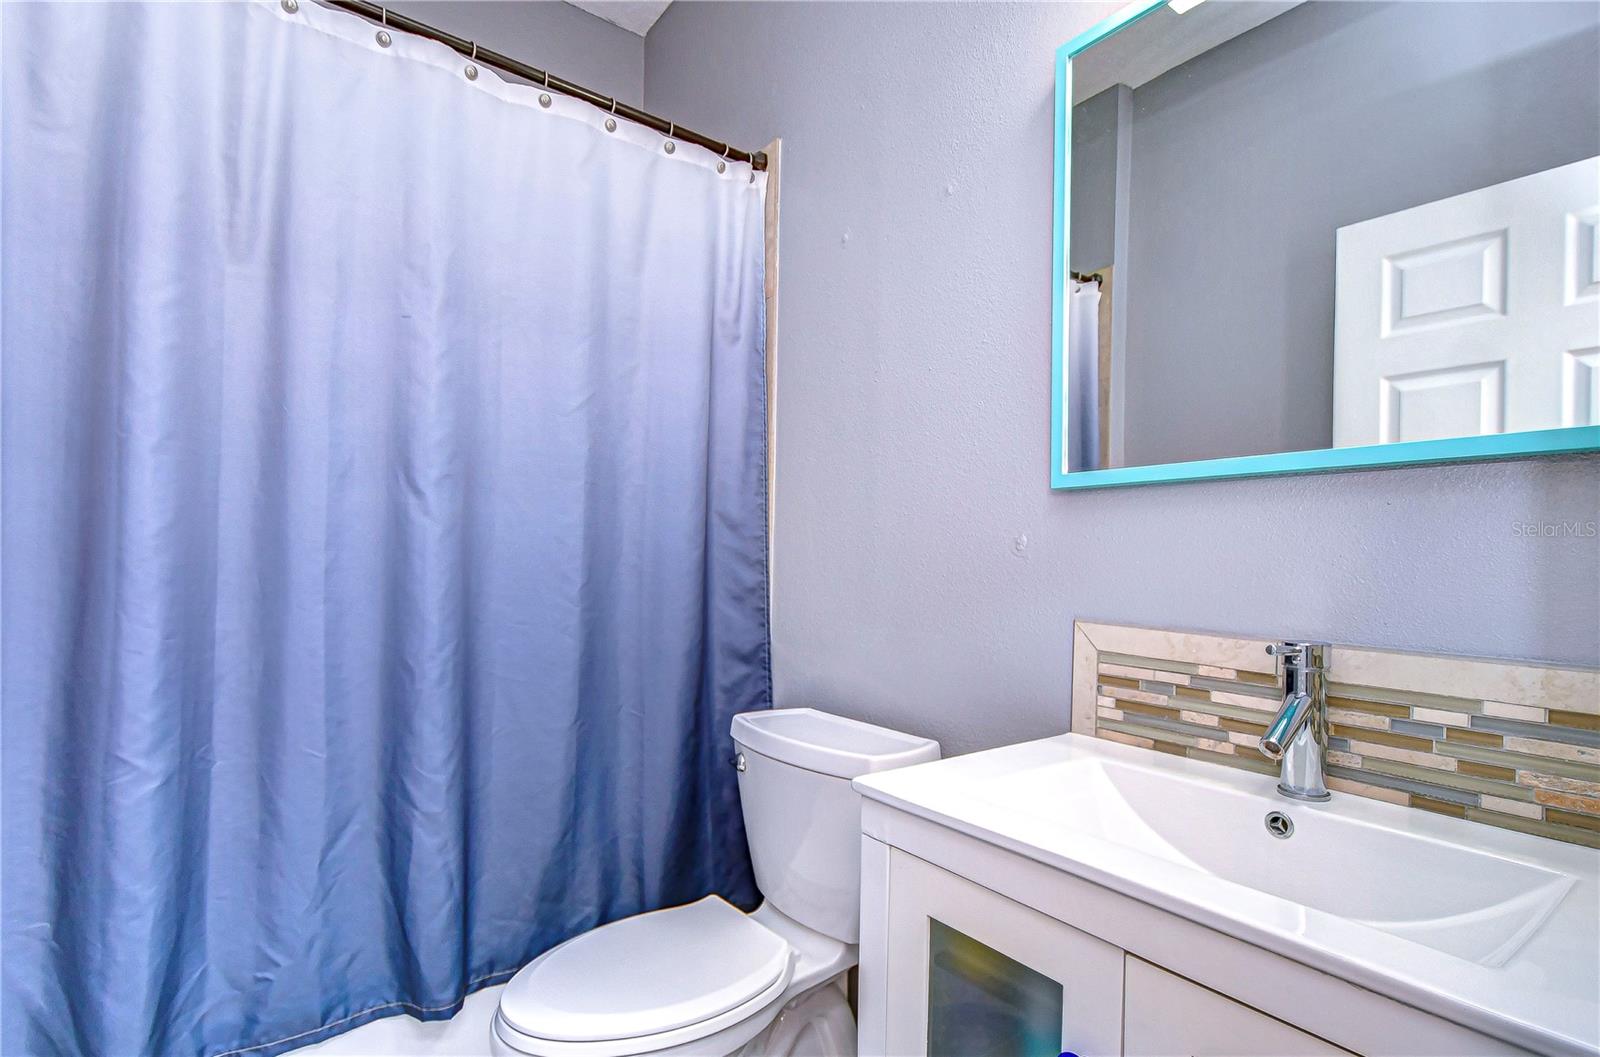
[854,733,1600,1056]
[980,755,1574,966]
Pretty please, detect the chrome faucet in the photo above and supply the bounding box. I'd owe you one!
[1258,642,1332,802]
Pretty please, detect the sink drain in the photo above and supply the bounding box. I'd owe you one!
[1265,811,1294,839]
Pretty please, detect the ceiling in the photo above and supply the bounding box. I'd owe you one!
[566,1,672,37]
[1072,1,1302,103]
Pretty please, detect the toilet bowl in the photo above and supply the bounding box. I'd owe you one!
[491,708,941,1057]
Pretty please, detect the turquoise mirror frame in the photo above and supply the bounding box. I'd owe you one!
[1049,0,1600,491]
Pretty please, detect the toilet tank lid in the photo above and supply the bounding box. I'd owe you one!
[731,708,941,779]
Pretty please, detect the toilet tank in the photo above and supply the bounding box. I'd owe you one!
[730,708,940,944]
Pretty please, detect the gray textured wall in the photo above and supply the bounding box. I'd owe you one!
[645,1,1600,757]
[1121,1,1600,466]
[388,1,643,105]
[1069,86,1119,273]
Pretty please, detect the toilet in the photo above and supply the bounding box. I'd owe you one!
[490,708,941,1057]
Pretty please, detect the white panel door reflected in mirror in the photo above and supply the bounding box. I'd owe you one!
[1332,158,1600,446]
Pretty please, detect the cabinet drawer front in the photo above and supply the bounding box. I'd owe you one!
[1124,957,1356,1057]
[884,849,1123,1057]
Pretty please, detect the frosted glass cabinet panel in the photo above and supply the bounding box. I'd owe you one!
[926,919,1064,1056]
[884,849,1122,1057]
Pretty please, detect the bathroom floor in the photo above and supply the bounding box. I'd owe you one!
[290,985,507,1057]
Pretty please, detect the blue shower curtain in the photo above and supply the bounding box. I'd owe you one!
[0,4,770,1055]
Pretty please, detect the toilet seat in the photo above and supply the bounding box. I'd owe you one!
[496,896,794,1056]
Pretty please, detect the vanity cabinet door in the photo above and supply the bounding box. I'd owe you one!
[883,849,1122,1057]
[1123,957,1356,1057]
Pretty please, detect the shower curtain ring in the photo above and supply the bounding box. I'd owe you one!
[380,6,388,24]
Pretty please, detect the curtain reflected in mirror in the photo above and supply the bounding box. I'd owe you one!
[1067,276,1104,472]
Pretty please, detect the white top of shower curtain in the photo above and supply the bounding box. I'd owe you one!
[275,0,766,191]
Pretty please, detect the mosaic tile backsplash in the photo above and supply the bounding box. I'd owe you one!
[1071,623,1600,850]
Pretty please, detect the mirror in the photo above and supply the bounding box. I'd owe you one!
[1051,0,1600,488]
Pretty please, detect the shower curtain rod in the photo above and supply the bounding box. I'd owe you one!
[321,0,769,171]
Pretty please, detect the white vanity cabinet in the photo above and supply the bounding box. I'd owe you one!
[857,821,1545,1057]
[871,846,1349,1057]
[1122,958,1352,1057]
[854,736,1596,1056]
